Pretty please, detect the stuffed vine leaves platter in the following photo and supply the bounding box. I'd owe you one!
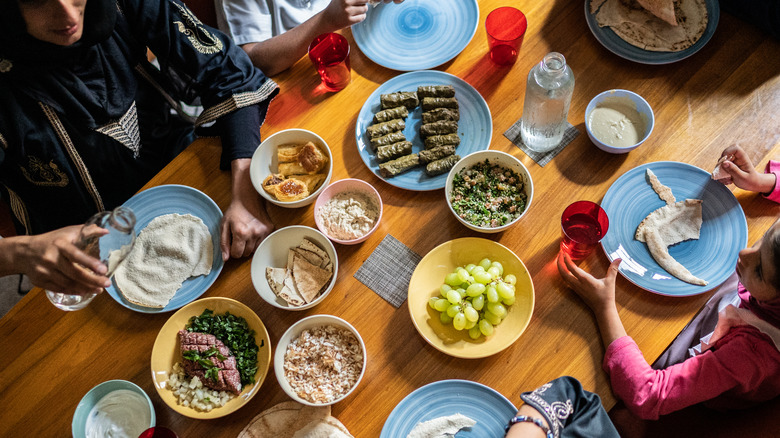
[356,70,492,191]
[353,0,479,71]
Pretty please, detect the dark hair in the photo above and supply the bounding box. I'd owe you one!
[772,228,780,292]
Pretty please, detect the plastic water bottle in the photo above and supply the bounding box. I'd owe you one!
[520,52,575,153]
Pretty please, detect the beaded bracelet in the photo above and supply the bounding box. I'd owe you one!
[505,415,553,438]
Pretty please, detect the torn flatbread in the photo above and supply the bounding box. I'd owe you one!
[646,168,676,205]
[407,413,476,438]
[280,271,306,306]
[292,254,332,303]
[636,0,677,25]
[266,238,334,306]
[238,401,341,438]
[645,227,708,285]
[712,154,735,182]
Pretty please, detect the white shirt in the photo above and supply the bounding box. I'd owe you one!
[215,0,331,45]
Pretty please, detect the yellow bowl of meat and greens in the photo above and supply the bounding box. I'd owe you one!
[445,150,533,233]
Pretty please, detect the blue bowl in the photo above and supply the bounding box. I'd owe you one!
[72,380,156,438]
[585,89,654,154]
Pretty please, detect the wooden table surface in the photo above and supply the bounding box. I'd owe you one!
[2,1,779,436]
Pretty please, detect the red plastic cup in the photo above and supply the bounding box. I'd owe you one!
[138,427,178,438]
[485,7,527,66]
[308,33,351,91]
[560,201,609,260]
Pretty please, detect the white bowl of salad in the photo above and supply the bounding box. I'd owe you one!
[445,150,533,233]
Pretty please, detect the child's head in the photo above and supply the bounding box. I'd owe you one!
[737,219,780,302]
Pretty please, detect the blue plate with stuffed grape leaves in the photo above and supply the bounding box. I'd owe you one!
[353,0,479,71]
[356,70,492,191]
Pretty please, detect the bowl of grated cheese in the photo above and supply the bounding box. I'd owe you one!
[314,178,383,245]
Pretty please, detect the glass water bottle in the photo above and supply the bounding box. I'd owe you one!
[520,52,575,153]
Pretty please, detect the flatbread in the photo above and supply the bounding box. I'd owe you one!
[635,199,703,245]
[238,401,331,438]
[292,418,353,438]
[636,0,677,25]
[592,0,707,52]
[279,270,306,306]
[267,238,333,306]
[300,238,331,268]
[292,254,332,303]
[406,413,476,438]
[265,267,286,295]
[111,213,212,308]
[645,227,708,285]
[646,169,675,205]
[711,154,735,182]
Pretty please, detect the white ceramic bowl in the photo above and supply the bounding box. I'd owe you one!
[72,380,155,438]
[250,225,338,310]
[313,178,383,245]
[274,315,366,406]
[585,89,654,154]
[249,129,333,208]
[445,150,534,233]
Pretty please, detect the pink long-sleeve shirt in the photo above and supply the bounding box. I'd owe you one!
[603,160,780,420]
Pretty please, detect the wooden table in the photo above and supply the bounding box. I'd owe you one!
[2,1,779,436]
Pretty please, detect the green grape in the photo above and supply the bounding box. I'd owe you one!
[453,312,467,330]
[462,300,473,309]
[446,290,461,304]
[496,282,514,300]
[466,283,486,297]
[487,303,507,318]
[465,263,477,274]
[472,265,486,275]
[472,294,485,310]
[478,258,492,270]
[474,271,492,284]
[446,304,462,318]
[428,297,439,309]
[490,261,504,276]
[484,310,501,325]
[456,268,470,283]
[486,286,499,303]
[468,326,482,339]
[456,288,467,299]
[464,306,479,322]
[440,284,452,296]
[487,266,501,279]
[445,273,461,286]
[479,319,494,337]
[464,318,477,330]
[502,295,516,306]
[440,312,453,324]
[504,274,517,285]
[433,298,450,312]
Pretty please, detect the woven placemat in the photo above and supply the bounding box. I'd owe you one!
[354,234,421,308]
[504,120,580,167]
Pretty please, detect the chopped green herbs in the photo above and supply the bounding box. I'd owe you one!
[450,159,527,228]
[186,309,260,386]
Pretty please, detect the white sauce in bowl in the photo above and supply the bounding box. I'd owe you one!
[588,96,647,148]
[317,192,379,241]
[85,389,152,438]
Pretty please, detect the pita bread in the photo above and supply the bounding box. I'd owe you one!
[292,417,353,438]
[267,238,333,306]
[646,169,675,205]
[237,401,332,438]
[636,199,702,244]
[300,238,330,266]
[636,0,677,25]
[645,227,708,285]
[407,413,476,438]
[293,254,332,303]
[265,267,286,294]
[712,154,735,182]
[292,248,324,268]
[279,271,306,306]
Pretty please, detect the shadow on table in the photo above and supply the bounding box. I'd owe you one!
[552,123,629,186]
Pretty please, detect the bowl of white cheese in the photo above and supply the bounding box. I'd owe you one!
[585,89,654,154]
[314,178,383,245]
[72,379,155,438]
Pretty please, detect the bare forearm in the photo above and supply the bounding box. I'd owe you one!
[0,236,27,276]
[594,304,628,348]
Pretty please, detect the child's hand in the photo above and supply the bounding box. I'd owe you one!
[557,252,621,314]
[714,145,776,194]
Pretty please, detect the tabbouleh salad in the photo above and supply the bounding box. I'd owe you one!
[450,159,527,228]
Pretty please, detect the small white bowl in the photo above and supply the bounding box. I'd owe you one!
[274,315,366,406]
[72,380,155,438]
[249,129,333,208]
[445,150,534,233]
[250,225,338,310]
[585,89,654,154]
[314,178,383,245]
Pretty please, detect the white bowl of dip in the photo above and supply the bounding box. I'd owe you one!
[72,379,155,438]
[585,89,654,154]
[314,178,383,245]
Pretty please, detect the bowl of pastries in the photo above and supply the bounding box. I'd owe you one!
[250,129,333,207]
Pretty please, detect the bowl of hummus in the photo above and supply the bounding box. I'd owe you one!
[314,178,383,245]
[585,89,654,154]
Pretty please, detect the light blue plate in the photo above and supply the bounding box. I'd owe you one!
[585,0,719,65]
[600,162,747,296]
[353,0,479,71]
[381,380,516,437]
[356,70,492,191]
[105,185,224,313]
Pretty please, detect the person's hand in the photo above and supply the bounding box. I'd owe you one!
[557,252,621,313]
[714,145,776,194]
[220,195,274,261]
[321,0,371,30]
[19,226,111,295]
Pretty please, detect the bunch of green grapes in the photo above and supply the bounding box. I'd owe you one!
[428,258,517,340]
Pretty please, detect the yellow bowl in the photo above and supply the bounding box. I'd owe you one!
[408,238,534,358]
[150,297,272,419]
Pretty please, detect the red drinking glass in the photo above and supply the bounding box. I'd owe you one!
[138,427,178,438]
[308,33,351,92]
[485,7,528,66]
[560,201,609,260]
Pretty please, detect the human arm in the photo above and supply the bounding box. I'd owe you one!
[504,404,548,438]
[713,145,777,195]
[220,158,274,260]
[0,227,110,295]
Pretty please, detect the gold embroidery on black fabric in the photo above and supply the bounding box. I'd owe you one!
[196,80,279,126]
[20,156,69,187]
[95,101,141,157]
[171,1,224,55]
[0,132,7,150]
[0,59,12,73]
[4,186,30,235]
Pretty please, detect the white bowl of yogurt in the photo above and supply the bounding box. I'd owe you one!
[72,379,155,438]
[314,178,383,245]
[585,89,654,154]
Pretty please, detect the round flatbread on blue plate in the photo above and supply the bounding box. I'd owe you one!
[105,184,224,312]
[600,162,747,296]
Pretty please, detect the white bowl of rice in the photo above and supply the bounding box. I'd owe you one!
[274,315,366,406]
[314,178,383,245]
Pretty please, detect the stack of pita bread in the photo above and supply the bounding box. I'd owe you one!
[635,169,707,285]
[266,238,334,306]
[238,401,353,438]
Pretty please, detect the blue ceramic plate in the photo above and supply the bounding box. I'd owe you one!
[105,185,224,313]
[352,0,479,71]
[585,0,719,65]
[380,380,517,437]
[356,70,492,191]
[600,162,747,296]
